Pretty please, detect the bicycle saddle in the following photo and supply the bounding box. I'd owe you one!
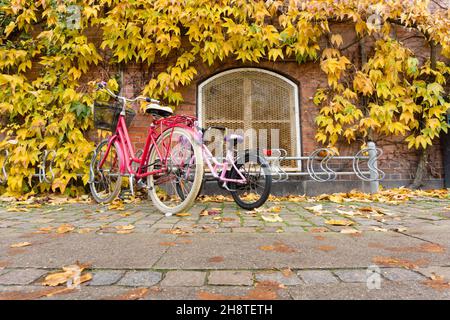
[145,103,173,118]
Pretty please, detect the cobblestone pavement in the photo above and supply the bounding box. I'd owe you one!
[0,197,449,299]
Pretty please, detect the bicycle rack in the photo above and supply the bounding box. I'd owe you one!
[266,141,384,193]
[0,149,9,185]
[38,149,56,184]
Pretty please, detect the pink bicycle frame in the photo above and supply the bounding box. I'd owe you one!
[99,114,196,180]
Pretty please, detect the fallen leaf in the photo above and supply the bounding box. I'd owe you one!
[7,207,30,212]
[115,225,135,231]
[159,242,177,246]
[116,230,134,234]
[419,243,446,253]
[314,235,326,240]
[108,200,125,211]
[0,287,74,300]
[316,245,336,252]
[309,227,329,233]
[268,206,282,213]
[42,263,91,287]
[281,268,293,277]
[108,288,150,300]
[372,256,429,269]
[305,204,328,215]
[261,214,283,223]
[176,213,191,217]
[329,195,344,203]
[371,227,388,232]
[340,228,362,234]
[34,227,53,234]
[56,224,75,234]
[200,210,209,216]
[325,219,354,226]
[10,242,31,248]
[259,241,297,253]
[208,256,224,263]
[422,277,450,290]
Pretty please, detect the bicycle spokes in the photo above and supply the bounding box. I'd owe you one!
[148,129,202,211]
[90,141,122,202]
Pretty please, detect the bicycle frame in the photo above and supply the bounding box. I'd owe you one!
[98,113,196,181]
[189,128,247,184]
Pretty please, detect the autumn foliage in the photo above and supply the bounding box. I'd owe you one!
[0,0,449,195]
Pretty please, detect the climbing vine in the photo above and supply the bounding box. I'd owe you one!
[0,0,449,195]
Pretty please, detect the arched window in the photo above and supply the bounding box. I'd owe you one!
[198,68,301,167]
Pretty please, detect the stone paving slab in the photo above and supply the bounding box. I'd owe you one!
[88,270,125,286]
[0,269,47,285]
[117,271,162,287]
[255,271,302,286]
[208,271,253,286]
[297,270,339,285]
[161,271,206,287]
[3,233,176,269]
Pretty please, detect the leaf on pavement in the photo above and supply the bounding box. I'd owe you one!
[372,256,429,269]
[208,256,224,263]
[261,214,283,223]
[10,242,31,248]
[259,241,297,253]
[56,224,75,234]
[325,219,354,226]
[316,245,337,252]
[7,207,30,212]
[371,227,388,232]
[176,213,191,217]
[340,228,362,234]
[109,288,150,300]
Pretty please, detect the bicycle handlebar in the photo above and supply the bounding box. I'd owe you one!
[96,82,160,104]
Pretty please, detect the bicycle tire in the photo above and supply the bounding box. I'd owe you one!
[147,127,204,215]
[229,150,272,210]
[89,139,122,203]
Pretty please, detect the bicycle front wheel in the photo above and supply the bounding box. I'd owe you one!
[89,139,122,203]
[147,127,203,215]
[229,150,272,210]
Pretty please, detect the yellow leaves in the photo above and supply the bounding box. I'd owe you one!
[56,224,75,234]
[10,242,31,248]
[115,225,135,234]
[42,263,92,287]
[330,34,343,48]
[4,21,16,37]
[268,48,284,61]
[176,213,191,217]
[325,219,355,226]
[261,214,283,223]
[353,72,373,96]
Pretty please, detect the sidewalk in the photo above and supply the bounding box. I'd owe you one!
[0,195,449,299]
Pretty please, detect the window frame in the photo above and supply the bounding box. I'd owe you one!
[197,67,301,169]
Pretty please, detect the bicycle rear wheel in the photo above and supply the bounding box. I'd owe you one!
[89,139,122,203]
[229,150,272,210]
[147,127,203,215]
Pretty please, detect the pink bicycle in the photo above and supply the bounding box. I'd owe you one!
[188,126,273,210]
[89,82,204,215]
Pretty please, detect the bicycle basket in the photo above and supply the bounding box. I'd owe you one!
[93,101,136,131]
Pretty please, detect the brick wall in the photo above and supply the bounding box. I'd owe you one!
[119,23,447,188]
